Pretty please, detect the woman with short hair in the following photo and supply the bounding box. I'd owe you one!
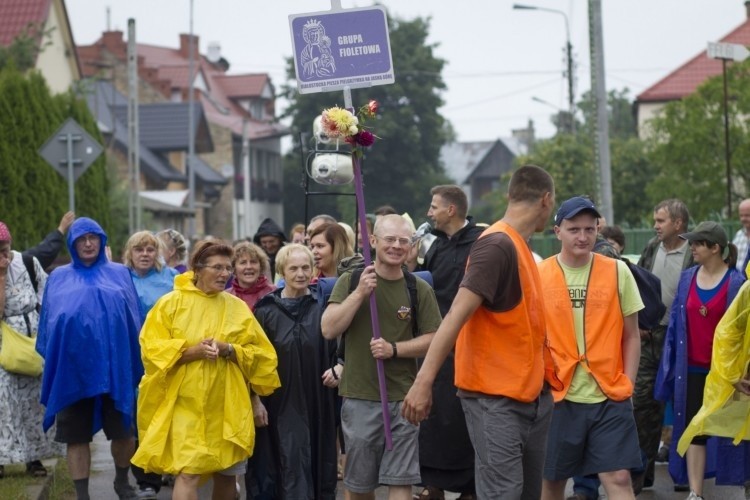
[132,240,280,500]
[248,244,339,499]
[228,242,275,310]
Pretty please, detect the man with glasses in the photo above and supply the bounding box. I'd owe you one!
[322,214,442,500]
[36,217,144,500]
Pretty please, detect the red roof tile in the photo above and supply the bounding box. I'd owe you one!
[214,74,268,98]
[77,32,287,139]
[0,0,51,46]
[637,19,750,102]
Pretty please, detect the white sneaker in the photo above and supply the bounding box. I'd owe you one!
[686,491,704,500]
[137,486,157,500]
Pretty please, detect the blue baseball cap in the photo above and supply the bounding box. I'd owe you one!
[554,196,602,225]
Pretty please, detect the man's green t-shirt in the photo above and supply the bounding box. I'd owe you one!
[329,271,442,401]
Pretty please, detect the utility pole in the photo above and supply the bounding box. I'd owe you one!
[127,19,141,233]
[588,0,613,223]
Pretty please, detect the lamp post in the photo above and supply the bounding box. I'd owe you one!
[513,3,575,133]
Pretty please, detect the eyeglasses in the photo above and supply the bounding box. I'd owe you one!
[374,235,413,247]
[202,264,233,273]
[76,234,99,245]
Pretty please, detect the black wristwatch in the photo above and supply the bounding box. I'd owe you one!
[390,341,398,359]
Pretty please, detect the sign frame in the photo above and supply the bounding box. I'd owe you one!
[289,4,395,94]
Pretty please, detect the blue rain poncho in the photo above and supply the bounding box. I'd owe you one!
[131,272,280,476]
[36,217,144,432]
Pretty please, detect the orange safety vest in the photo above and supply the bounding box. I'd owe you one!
[538,253,633,402]
[455,221,561,402]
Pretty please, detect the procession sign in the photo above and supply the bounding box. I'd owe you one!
[289,4,395,94]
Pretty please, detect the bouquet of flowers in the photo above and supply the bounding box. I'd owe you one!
[319,100,379,157]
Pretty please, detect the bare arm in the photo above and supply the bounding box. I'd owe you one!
[402,288,484,424]
[321,266,376,339]
[622,312,641,384]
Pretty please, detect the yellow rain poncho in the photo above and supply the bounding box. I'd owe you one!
[131,272,280,475]
[678,281,750,454]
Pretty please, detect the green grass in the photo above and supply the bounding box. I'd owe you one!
[48,459,75,500]
[0,459,75,500]
[0,463,41,500]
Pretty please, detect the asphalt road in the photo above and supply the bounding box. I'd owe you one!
[85,432,748,499]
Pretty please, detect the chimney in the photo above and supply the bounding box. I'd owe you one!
[179,33,199,59]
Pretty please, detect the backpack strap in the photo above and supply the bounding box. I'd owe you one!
[404,271,419,337]
[21,253,38,294]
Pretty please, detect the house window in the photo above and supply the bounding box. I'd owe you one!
[250,99,265,120]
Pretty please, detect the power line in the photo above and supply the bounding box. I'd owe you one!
[444,77,562,111]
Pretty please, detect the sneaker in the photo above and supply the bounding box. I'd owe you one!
[137,486,158,499]
[566,494,589,500]
[686,491,704,500]
[113,481,139,500]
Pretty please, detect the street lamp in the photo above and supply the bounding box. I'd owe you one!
[532,96,573,133]
[513,3,575,133]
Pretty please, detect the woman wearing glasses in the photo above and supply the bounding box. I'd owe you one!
[132,239,280,500]
[248,244,339,499]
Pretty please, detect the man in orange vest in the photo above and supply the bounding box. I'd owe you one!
[403,165,560,499]
[538,197,643,500]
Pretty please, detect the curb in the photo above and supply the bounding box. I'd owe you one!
[28,458,57,500]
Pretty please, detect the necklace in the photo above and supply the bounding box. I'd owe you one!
[699,305,708,317]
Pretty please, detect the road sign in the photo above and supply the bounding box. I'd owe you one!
[707,42,750,62]
[289,4,394,94]
[38,117,104,211]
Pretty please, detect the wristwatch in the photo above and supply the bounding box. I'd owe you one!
[390,341,398,359]
[224,343,234,359]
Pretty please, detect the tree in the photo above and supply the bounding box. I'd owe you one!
[0,66,110,251]
[279,14,451,227]
[645,59,750,221]
[512,88,654,227]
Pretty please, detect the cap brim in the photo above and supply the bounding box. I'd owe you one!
[679,232,699,241]
[560,207,602,223]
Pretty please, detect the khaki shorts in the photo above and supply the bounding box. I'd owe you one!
[341,398,420,493]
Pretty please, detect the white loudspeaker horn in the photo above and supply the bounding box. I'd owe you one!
[312,115,333,144]
[309,153,354,185]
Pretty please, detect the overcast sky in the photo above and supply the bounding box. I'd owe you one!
[65,0,747,142]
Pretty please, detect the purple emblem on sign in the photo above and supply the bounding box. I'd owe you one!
[289,6,395,94]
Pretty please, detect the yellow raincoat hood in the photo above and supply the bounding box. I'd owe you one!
[132,272,280,475]
[678,281,750,454]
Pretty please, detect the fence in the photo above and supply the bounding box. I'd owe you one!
[530,222,742,260]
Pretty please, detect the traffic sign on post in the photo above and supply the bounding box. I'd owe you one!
[707,42,750,62]
[289,4,394,94]
[38,117,104,211]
